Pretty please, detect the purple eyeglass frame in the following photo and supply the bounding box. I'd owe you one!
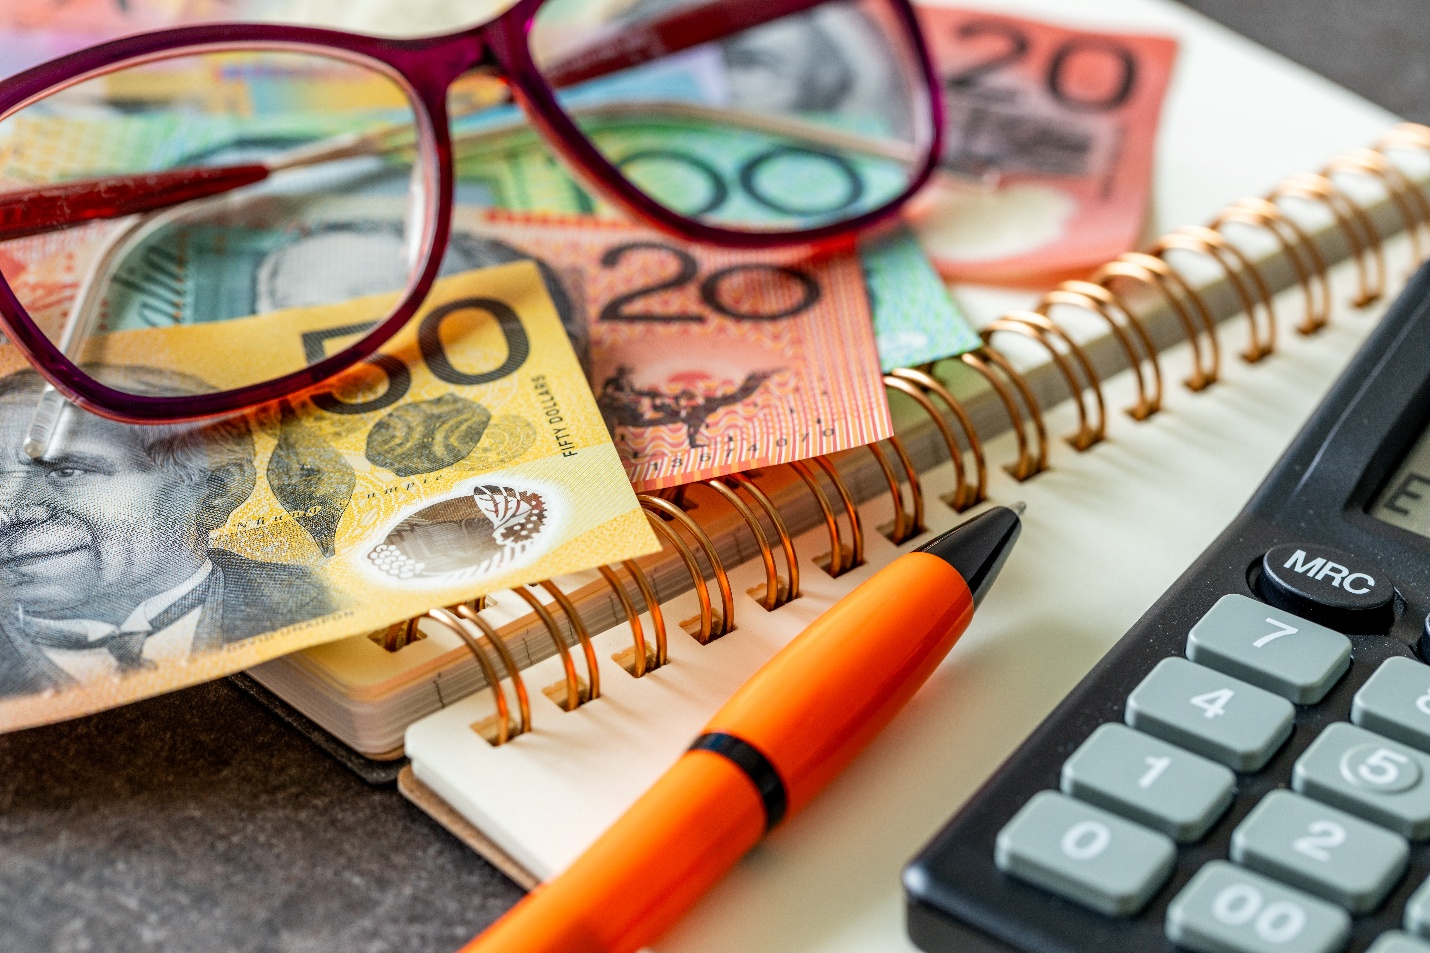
[0,0,946,425]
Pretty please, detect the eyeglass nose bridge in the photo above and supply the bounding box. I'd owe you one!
[384,26,505,104]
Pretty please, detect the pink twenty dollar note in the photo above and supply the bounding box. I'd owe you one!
[454,210,891,491]
[912,6,1178,286]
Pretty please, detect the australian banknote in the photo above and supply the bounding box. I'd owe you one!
[911,7,1178,285]
[448,209,894,489]
[0,261,658,731]
[78,195,892,491]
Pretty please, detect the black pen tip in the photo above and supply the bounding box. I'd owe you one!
[915,505,1023,607]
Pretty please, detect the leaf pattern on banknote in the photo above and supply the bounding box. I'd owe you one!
[365,393,492,478]
[364,483,551,583]
[266,406,356,558]
[474,485,547,549]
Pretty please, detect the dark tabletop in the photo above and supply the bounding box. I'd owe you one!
[1,3,1424,951]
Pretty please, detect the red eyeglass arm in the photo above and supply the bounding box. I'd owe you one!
[0,162,268,241]
[540,0,830,88]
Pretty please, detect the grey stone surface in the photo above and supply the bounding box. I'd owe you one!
[0,683,521,953]
[1174,0,1430,124]
[2,2,1428,951]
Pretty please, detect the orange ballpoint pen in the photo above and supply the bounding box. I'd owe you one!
[461,504,1024,953]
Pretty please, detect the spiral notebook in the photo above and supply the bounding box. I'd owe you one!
[241,0,1422,947]
[392,115,1430,888]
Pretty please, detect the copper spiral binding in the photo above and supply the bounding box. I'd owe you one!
[1152,226,1277,362]
[535,579,600,703]
[1325,148,1430,275]
[787,460,850,576]
[886,434,925,539]
[457,602,531,737]
[693,480,776,609]
[1094,253,1219,391]
[427,605,528,746]
[726,472,801,603]
[620,559,668,667]
[1042,280,1165,412]
[1271,172,1385,307]
[512,585,592,711]
[812,455,866,569]
[1212,198,1331,335]
[598,562,667,676]
[696,478,795,610]
[639,494,735,641]
[884,374,969,496]
[981,312,1106,451]
[862,440,918,544]
[960,349,1048,480]
[371,596,487,652]
[641,507,717,644]
[1379,122,1430,152]
[378,129,1430,747]
[958,128,1430,488]
[887,367,987,509]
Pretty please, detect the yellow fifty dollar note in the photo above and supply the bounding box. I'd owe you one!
[0,261,657,731]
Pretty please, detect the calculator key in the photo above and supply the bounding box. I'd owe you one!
[1366,932,1430,953]
[1292,722,1430,839]
[1229,789,1408,913]
[1406,875,1430,938]
[1353,657,1430,754]
[1258,543,1393,634]
[1126,658,1295,771]
[994,791,1175,916]
[1187,594,1351,704]
[1061,723,1235,842]
[1166,861,1350,953]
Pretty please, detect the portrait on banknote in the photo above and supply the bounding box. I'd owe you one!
[0,366,334,697]
[617,0,908,122]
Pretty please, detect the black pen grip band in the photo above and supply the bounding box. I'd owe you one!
[689,732,788,832]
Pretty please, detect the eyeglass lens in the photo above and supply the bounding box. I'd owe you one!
[526,0,934,234]
[0,47,435,401]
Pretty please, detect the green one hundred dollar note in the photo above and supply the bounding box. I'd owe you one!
[0,262,657,731]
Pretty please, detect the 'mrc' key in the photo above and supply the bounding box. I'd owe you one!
[1258,542,1394,633]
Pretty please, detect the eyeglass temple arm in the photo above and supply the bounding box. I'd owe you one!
[0,122,411,243]
[540,0,832,88]
[0,163,267,242]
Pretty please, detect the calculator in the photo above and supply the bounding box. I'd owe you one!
[904,264,1430,953]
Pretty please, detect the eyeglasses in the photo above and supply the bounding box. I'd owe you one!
[0,0,944,443]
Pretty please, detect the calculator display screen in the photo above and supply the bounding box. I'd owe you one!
[1372,425,1430,537]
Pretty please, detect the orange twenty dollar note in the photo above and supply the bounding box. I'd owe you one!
[911,7,1177,286]
[455,209,892,492]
